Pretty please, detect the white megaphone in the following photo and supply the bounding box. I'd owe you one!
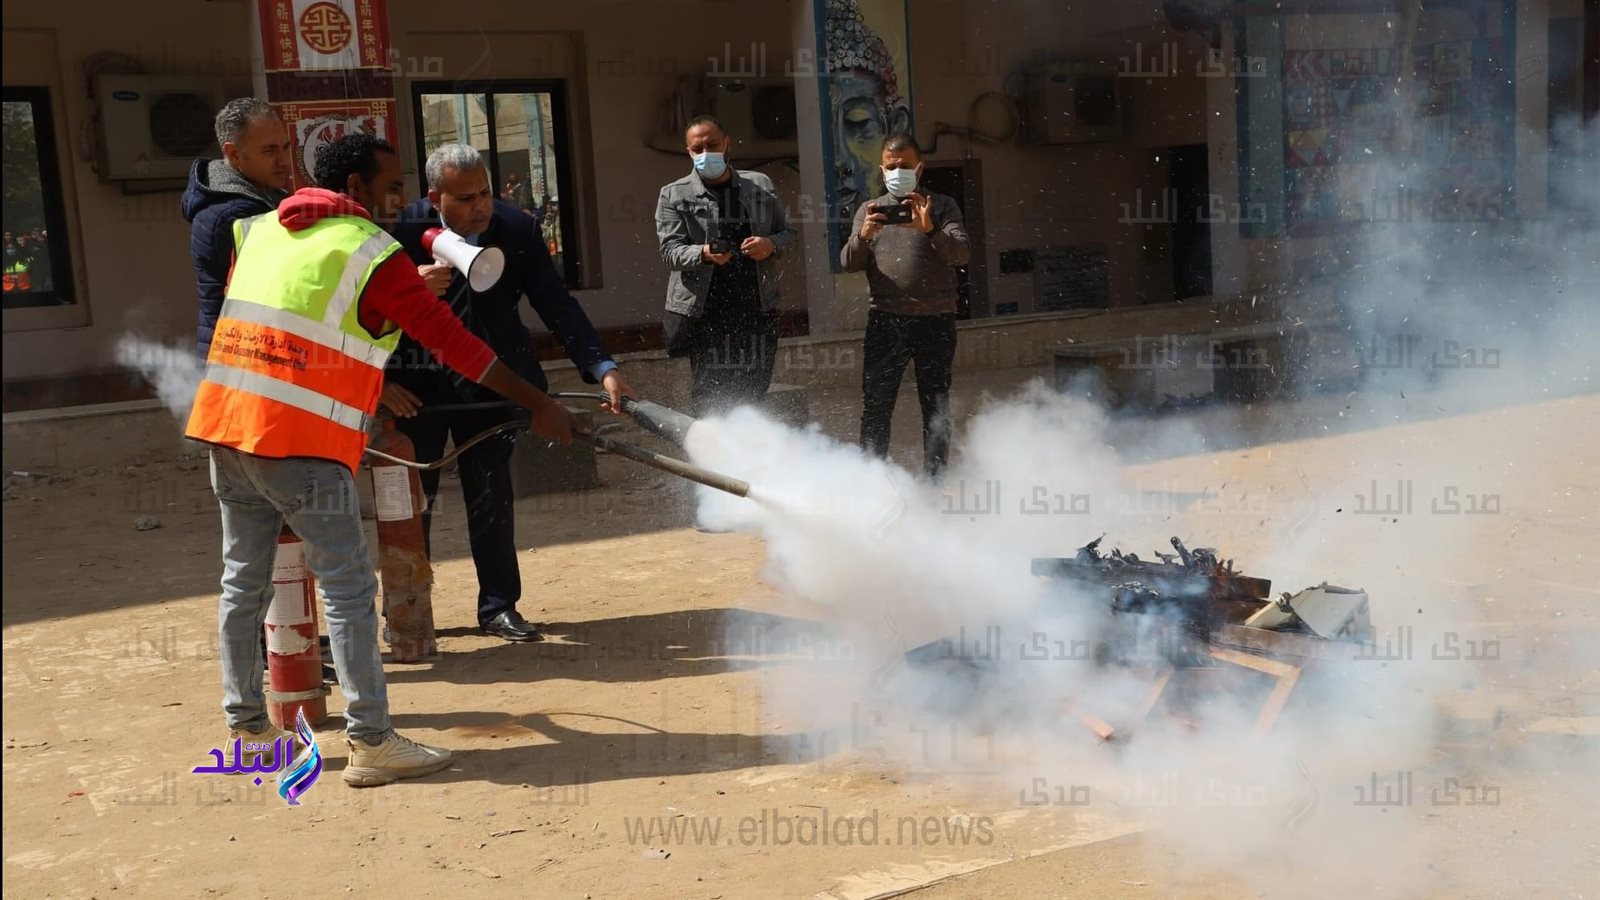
[422,227,505,292]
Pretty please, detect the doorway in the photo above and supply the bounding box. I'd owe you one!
[1169,143,1213,300]
[918,160,986,320]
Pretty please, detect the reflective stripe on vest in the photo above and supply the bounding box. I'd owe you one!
[3,261,29,292]
[185,212,402,471]
[219,297,392,370]
[325,231,397,328]
[203,363,368,431]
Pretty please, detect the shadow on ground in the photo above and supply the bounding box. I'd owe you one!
[385,607,852,688]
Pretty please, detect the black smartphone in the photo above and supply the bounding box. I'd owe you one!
[709,237,735,255]
[872,202,913,225]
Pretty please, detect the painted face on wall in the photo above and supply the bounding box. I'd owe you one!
[822,0,912,261]
[831,71,909,227]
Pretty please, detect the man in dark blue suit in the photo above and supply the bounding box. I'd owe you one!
[385,143,635,643]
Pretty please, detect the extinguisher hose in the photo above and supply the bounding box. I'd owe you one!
[362,393,750,498]
[363,420,525,469]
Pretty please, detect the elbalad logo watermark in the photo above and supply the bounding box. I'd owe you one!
[192,709,323,806]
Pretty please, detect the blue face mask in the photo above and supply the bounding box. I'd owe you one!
[883,166,919,198]
[693,151,728,179]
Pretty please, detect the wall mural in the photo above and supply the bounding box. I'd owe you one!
[818,0,913,270]
[1282,35,1513,235]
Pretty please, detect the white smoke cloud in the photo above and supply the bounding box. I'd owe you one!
[676,108,1599,900]
[114,334,203,422]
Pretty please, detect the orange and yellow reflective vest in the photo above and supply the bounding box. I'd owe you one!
[185,212,404,472]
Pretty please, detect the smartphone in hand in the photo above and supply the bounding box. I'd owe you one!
[872,202,914,225]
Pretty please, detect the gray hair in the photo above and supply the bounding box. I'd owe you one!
[214,97,276,148]
[424,143,486,190]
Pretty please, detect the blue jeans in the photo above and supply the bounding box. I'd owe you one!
[209,446,390,743]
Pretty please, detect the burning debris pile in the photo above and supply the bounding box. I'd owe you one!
[1033,535,1281,668]
[908,535,1376,741]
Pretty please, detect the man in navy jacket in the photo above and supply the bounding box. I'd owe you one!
[385,143,634,642]
[182,98,301,677]
[181,98,291,357]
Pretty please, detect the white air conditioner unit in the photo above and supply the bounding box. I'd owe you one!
[1022,62,1125,145]
[680,76,799,159]
[95,74,227,181]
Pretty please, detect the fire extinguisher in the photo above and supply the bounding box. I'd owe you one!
[369,417,438,661]
[266,524,328,729]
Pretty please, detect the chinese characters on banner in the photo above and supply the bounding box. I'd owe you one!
[257,0,396,189]
[258,0,390,71]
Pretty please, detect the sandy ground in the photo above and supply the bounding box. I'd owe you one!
[4,368,1598,899]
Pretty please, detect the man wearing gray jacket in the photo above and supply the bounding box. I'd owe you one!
[841,133,970,479]
[655,116,796,417]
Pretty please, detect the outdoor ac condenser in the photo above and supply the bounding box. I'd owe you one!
[1021,62,1124,145]
[94,74,227,181]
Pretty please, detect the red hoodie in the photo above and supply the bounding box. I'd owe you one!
[263,188,496,381]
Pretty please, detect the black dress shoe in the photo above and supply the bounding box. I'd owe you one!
[481,611,544,642]
[319,636,337,682]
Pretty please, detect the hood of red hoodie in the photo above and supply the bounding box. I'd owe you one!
[278,187,374,232]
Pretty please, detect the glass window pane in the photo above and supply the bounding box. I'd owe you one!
[412,83,579,288]
[3,98,63,307]
[417,93,490,166]
[491,92,562,267]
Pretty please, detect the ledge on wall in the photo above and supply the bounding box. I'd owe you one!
[2,398,198,474]
[2,368,158,415]
[4,297,1307,415]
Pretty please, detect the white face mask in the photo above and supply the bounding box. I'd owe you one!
[693,151,728,179]
[882,166,919,198]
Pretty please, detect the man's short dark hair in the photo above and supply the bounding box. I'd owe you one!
[883,132,921,155]
[214,97,277,148]
[313,133,396,191]
[685,114,726,137]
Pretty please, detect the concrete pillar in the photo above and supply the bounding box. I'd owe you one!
[1515,0,1550,219]
[790,0,916,337]
[1204,24,1245,300]
[790,0,841,335]
[251,0,400,189]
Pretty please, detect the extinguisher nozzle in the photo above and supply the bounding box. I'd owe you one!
[618,398,699,448]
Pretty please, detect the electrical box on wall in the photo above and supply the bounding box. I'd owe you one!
[1021,62,1124,145]
[94,74,226,181]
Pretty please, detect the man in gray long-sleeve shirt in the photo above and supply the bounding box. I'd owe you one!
[840,133,970,478]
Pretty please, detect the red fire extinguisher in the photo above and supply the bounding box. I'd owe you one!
[266,525,328,728]
[369,418,438,661]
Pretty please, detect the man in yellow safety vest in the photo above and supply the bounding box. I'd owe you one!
[186,133,581,787]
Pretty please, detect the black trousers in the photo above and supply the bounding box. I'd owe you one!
[860,309,958,478]
[677,309,779,419]
[396,406,522,625]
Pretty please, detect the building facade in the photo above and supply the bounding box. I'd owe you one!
[2,0,1594,411]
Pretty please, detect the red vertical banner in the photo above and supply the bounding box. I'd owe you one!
[258,0,391,72]
[261,0,299,71]
[256,0,397,190]
[353,0,392,69]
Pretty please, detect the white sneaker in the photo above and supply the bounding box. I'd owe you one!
[224,725,294,774]
[343,732,454,787]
